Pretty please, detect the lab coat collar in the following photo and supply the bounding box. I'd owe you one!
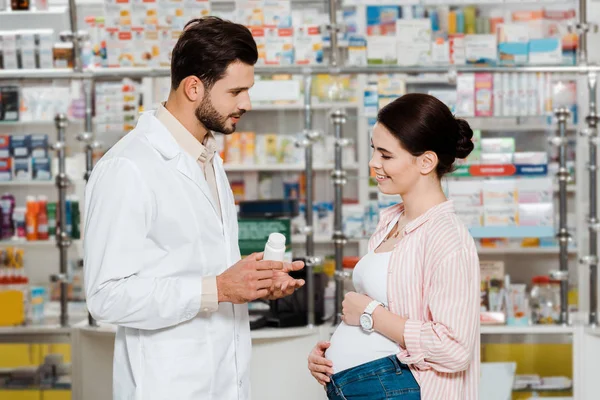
[139,111,181,160]
[139,111,223,225]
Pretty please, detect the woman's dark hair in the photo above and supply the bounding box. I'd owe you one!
[377,93,474,177]
[170,16,258,90]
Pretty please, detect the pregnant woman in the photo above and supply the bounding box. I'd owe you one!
[308,93,480,399]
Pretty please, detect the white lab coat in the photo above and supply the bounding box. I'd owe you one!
[83,111,251,400]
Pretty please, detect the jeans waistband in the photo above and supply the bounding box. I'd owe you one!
[331,355,409,388]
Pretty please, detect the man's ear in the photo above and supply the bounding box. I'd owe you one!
[181,76,205,102]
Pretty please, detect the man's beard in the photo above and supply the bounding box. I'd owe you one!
[195,93,244,135]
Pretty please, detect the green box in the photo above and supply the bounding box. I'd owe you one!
[237,219,291,256]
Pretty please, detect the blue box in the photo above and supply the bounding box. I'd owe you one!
[32,157,51,181]
[13,157,31,181]
[30,134,49,158]
[11,134,31,158]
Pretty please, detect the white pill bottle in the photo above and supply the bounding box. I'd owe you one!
[263,232,286,262]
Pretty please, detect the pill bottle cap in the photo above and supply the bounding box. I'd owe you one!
[267,232,286,249]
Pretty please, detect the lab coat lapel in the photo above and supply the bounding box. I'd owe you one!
[213,154,231,227]
[175,154,221,220]
[142,112,222,222]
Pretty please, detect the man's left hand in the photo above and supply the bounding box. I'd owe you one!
[264,260,305,300]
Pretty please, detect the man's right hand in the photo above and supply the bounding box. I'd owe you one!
[216,253,283,304]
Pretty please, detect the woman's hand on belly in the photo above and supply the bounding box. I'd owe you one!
[308,341,334,385]
[341,292,373,326]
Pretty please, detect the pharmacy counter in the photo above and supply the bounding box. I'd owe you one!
[70,321,333,400]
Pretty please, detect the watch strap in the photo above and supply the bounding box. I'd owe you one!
[363,300,383,316]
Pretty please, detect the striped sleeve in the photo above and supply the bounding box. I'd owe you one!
[402,246,479,373]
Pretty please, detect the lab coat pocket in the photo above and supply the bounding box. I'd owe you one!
[142,339,212,400]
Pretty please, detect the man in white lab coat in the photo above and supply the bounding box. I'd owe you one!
[83,17,305,400]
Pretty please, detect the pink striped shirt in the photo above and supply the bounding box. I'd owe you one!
[369,200,480,400]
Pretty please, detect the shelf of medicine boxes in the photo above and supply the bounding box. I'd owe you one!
[1,65,597,81]
[0,238,81,247]
[224,162,360,173]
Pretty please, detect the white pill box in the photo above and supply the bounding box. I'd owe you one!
[518,203,553,226]
[484,204,518,226]
[481,138,516,154]
[446,179,483,206]
[517,177,553,203]
[513,151,548,165]
[483,179,518,206]
[456,207,484,227]
[481,152,513,165]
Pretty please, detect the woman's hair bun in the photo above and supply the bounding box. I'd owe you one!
[455,118,474,159]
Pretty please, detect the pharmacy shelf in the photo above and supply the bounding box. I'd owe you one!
[2,65,597,81]
[477,246,577,255]
[0,324,72,343]
[0,180,55,186]
[252,102,357,111]
[291,235,365,244]
[224,163,359,172]
[0,239,81,247]
[0,119,81,126]
[480,325,575,335]
[469,226,554,238]
[0,6,67,15]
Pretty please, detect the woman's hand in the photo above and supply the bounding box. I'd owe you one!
[308,341,334,386]
[341,292,373,326]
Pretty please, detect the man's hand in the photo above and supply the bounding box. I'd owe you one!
[264,260,305,300]
[217,253,283,304]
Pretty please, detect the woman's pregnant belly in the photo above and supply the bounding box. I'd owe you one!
[325,322,400,374]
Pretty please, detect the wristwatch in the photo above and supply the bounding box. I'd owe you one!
[360,300,384,333]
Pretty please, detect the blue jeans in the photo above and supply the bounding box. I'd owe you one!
[326,355,421,400]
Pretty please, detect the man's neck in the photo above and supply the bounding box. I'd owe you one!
[164,97,208,144]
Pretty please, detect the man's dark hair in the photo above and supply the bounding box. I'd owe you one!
[170,16,258,90]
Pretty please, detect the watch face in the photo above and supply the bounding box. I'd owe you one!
[360,314,372,330]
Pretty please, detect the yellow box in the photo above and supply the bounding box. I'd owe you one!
[41,391,70,400]
[0,290,25,326]
[0,390,41,400]
[0,344,34,369]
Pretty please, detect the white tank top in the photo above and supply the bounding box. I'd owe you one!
[325,249,400,374]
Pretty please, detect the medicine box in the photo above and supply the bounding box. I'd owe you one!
[483,179,517,206]
[447,180,482,206]
[30,134,49,158]
[10,135,31,158]
[529,38,562,65]
[456,207,484,227]
[484,204,518,226]
[517,177,553,203]
[0,136,10,158]
[481,138,516,154]
[0,32,18,70]
[18,31,37,70]
[32,157,52,181]
[474,73,493,117]
[481,153,513,165]
[464,34,497,65]
[0,86,19,121]
[497,23,529,66]
[0,158,10,181]
[37,30,55,69]
[513,151,548,165]
[518,203,553,227]
[13,157,32,181]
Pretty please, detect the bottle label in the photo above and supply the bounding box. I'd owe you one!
[38,224,48,234]
[26,225,36,234]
